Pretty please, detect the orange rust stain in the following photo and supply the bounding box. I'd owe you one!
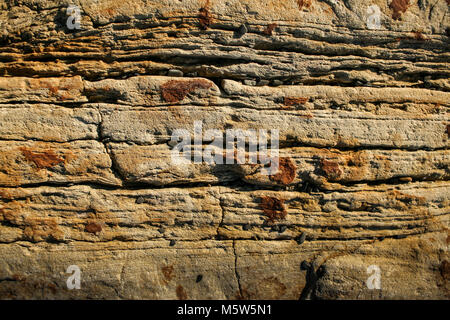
[283,97,308,107]
[162,265,175,281]
[23,217,64,242]
[199,0,212,30]
[297,0,312,10]
[389,0,410,20]
[176,284,187,300]
[85,222,102,234]
[105,8,115,16]
[35,78,80,101]
[34,79,59,96]
[260,196,287,223]
[320,158,342,180]
[160,79,212,103]
[48,86,58,95]
[269,157,297,185]
[342,150,370,181]
[19,147,64,170]
[263,23,277,36]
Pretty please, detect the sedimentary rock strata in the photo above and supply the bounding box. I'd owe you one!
[0,0,448,299]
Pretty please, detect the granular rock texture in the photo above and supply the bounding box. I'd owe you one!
[0,0,449,299]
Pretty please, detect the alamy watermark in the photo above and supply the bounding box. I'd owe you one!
[66,265,81,290]
[170,121,280,175]
[66,5,81,30]
[366,265,381,289]
[366,5,382,30]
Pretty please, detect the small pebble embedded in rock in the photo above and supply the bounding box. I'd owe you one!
[136,196,144,204]
[85,222,102,234]
[297,232,307,245]
[272,80,283,86]
[167,69,184,77]
[236,24,248,37]
[243,79,256,86]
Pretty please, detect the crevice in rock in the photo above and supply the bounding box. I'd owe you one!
[232,240,243,300]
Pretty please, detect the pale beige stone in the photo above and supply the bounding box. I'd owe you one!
[0,0,448,300]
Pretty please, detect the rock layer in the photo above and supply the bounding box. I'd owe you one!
[0,0,449,299]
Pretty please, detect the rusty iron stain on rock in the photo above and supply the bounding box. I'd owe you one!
[269,157,297,185]
[320,158,343,180]
[390,0,410,20]
[284,97,308,107]
[263,23,277,36]
[19,147,64,169]
[260,196,287,223]
[162,265,175,281]
[85,222,102,234]
[176,284,187,300]
[199,0,212,30]
[161,79,212,103]
[297,0,312,10]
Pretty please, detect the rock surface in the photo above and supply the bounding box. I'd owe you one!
[0,0,448,299]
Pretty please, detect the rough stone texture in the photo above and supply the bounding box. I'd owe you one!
[0,0,449,300]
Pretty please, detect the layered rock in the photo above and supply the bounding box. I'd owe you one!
[0,0,448,299]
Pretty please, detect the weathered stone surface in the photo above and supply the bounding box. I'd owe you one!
[100,105,448,149]
[0,140,120,187]
[0,0,448,300]
[84,76,220,106]
[235,232,449,300]
[0,181,447,244]
[221,80,450,110]
[0,185,222,243]
[108,143,449,186]
[0,240,238,299]
[0,76,86,103]
[0,105,100,142]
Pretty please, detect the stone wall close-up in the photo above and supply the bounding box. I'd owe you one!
[0,0,449,299]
